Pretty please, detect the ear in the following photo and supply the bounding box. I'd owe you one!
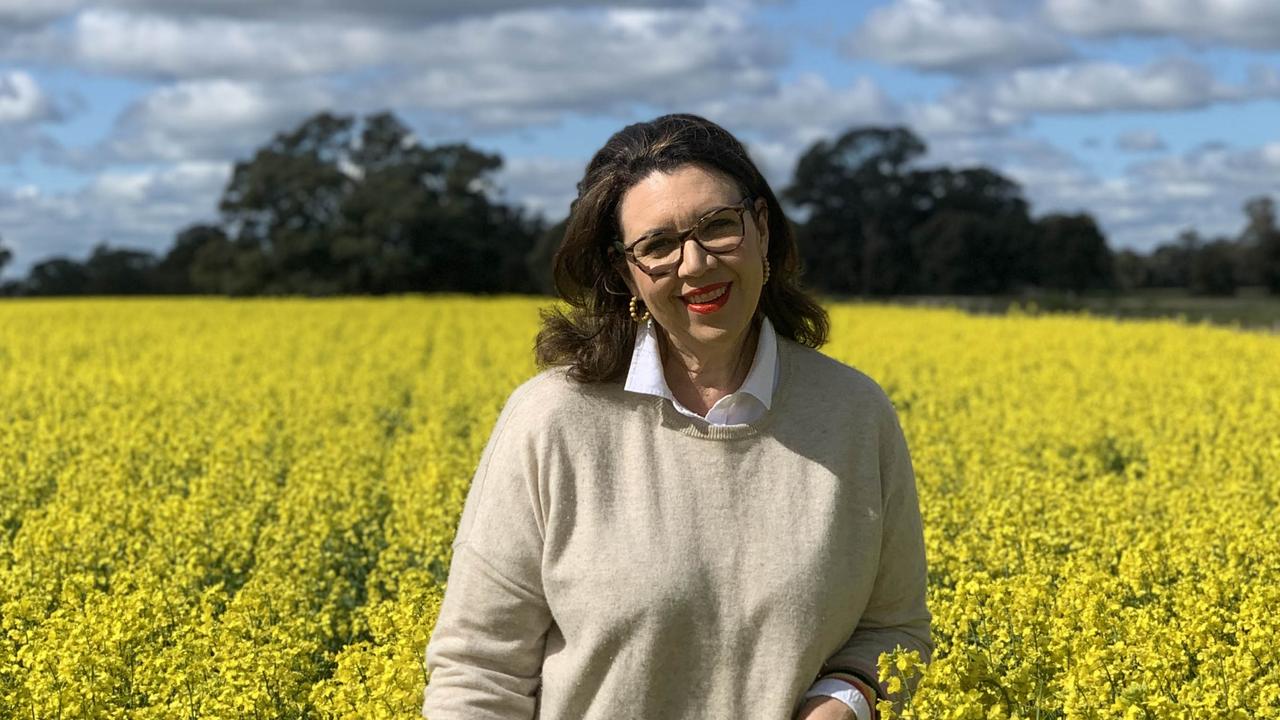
[754,198,769,256]
[610,257,639,296]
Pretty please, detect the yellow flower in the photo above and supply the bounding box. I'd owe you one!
[3,298,1278,717]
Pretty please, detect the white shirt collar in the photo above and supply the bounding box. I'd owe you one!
[623,314,778,410]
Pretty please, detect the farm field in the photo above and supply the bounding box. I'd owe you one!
[874,286,1280,333]
[1,296,1278,719]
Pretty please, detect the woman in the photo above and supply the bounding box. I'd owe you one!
[422,114,932,720]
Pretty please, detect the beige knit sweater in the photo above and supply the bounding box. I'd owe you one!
[422,335,933,719]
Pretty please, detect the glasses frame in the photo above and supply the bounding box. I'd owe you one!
[611,196,757,277]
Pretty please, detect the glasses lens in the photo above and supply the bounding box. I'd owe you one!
[630,204,747,275]
[632,234,681,274]
[696,208,745,250]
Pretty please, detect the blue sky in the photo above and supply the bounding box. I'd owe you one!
[1,0,1278,280]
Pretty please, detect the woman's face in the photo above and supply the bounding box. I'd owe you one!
[615,164,769,356]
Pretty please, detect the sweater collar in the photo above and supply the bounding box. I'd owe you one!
[652,331,794,440]
[623,315,779,410]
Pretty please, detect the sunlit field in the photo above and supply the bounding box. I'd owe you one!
[2,296,1277,719]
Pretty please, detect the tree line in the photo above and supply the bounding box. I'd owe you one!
[2,111,1278,298]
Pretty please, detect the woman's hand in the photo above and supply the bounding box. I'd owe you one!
[795,696,858,719]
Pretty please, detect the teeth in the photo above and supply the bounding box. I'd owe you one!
[686,285,728,303]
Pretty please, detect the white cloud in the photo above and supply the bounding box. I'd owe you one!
[924,134,1093,200]
[696,74,899,145]
[492,156,587,220]
[1129,141,1280,203]
[108,0,701,24]
[11,1,721,87]
[59,4,783,135]
[0,128,61,165]
[685,73,901,184]
[89,160,229,207]
[1246,63,1280,94]
[0,70,57,124]
[1099,143,1280,247]
[71,9,392,79]
[0,0,81,28]
[846,0,1072,72]
[362,6,784,132]
[924,134,1280,251]
[990,58,1240,113]
[2,0,701,29]
[1115,129,1166,152]
[0,160,231,279]
[487,74,901,224]
[907,89,1025,135]
[1045,0,1280,49]
[91,79,334,163]
[910,58,1276,133]
[0,70,61,163]
[3,0,1275,277]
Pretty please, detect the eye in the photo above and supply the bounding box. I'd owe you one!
[699,212,740,237]
[635,235,679,256]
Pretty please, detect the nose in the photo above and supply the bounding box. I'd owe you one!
[677,234,714,278]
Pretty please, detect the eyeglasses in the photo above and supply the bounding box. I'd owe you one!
[611,197,755,277]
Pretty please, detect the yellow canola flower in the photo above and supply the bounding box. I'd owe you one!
[0,296,1277,719]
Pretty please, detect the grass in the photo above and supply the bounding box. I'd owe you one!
[825,286,1280,334]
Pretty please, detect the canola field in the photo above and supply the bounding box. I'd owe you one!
[1,296,1278,719]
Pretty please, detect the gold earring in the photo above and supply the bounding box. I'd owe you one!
[762,257,771,285]
[629,295,651,323]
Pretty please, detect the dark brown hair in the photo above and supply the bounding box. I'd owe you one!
[534,113,829,383]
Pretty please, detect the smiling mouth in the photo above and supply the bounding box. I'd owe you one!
[681,282,731,304]
[680,281,732,312]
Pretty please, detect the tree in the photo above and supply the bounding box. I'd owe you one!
[1113,249,1149,291]
[785,126,1036,296]
[1239,195,1280,294]
[0,239,16,296]
[1144,232,1196,288]
[921,167,1029,219]
[910,211,1033,295]
[205,110,542,295]
[909,169,1037,294]
[1240,196,1276,246]
[1189,238,1238,296]
[1035,214,1115,293]
[82,243,159,294]
[190,230,266,296]
[153,223,228,293]
[26,258,90,295]
[219,112,357,295]
[785,126,928,296]
[527,217,567,296]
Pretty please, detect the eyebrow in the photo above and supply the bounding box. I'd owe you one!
[630,203,736,244]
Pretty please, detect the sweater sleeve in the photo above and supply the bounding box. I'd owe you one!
[818,405,933,716]
[422,383,553,720]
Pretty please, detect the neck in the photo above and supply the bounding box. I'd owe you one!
[657,317,761,412]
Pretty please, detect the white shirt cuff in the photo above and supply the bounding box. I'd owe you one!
[802,677,872,720]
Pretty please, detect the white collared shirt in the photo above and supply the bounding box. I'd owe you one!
[621,314,873,718]
[623,315,779,425]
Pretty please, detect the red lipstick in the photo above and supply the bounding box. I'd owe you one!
[681,282,731,314]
